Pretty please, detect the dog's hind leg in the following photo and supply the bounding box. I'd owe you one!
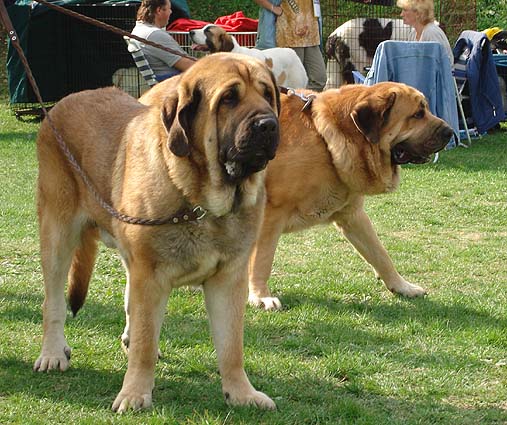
[67,226,99,317]
[34,199,86,372]
[120,266,131,356]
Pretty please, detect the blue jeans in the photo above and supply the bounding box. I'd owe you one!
[155,70,180,82]
[255,0,281,50]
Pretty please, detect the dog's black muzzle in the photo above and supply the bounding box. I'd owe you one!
[391,123,453,165]
[221,114,279,183]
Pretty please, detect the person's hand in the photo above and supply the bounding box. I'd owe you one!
[270,4,283,17]
[294,14,308,36]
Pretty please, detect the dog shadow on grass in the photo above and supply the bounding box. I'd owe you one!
[0,354,506,423]
[1,284,507,422]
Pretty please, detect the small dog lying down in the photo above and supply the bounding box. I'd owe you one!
[190,24,309,89]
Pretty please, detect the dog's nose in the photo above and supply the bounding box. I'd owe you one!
[189,30,195,36]
[436,124,454,148]
[253,116,279,159]
[254,117,278,135]
[440,124,454,141]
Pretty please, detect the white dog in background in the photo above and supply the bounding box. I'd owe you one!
[190,24,309,89]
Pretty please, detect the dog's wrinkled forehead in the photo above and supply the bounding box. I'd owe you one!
[184,53,276,94]
[408,91,428,115]
[389,86,428,115]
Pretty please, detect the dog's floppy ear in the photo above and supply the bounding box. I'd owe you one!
[350,92,396,144]
[384,21,393,39]
[272,73,281,116]
[161,84,202,157]
[218,32,234,52]
[325,34,338,59]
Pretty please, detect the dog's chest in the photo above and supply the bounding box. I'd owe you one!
[164,223,253,286]
[284,185,353,232]
[130,214,256,287]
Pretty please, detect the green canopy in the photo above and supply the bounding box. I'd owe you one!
[6,0,190,104]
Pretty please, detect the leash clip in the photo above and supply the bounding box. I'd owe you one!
[285,88,316,112]
[193,205,207,220]
[301,94,316,111]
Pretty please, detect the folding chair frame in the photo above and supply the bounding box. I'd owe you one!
[452,75,472,147]
[123,36,158,88]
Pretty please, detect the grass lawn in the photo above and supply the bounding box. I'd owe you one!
[1,103,507,424]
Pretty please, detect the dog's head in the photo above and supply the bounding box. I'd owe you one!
[325,33,350,63]
[325,34,356,84]
[160,53,280,188]
[491,30,507,52]
[348,82,452,162]
[358,19,394,58]
[189,24,234,53]
[312,82,453,192]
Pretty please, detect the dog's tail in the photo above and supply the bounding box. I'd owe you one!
[67,227,99,316]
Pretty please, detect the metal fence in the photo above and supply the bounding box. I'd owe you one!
[321,0,477,88]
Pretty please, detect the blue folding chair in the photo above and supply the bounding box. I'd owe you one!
[352,70,365,84]
[453,31,506,137]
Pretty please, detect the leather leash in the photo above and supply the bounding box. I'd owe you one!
[0,1,206,225]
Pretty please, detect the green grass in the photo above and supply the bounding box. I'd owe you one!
[1,103,507,424]
[1,3,507,421]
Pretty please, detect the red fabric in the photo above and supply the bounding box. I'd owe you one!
[166,18,211,32]
[213,11,258,32]
[167,12,258,32]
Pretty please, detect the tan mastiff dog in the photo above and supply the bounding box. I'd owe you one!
[139,81,452,311]
[248,83,453,309]
[33,53,280,411]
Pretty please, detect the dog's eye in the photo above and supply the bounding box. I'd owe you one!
[263,88,274,105]
[220,89,239,107]
[413,110,425,119]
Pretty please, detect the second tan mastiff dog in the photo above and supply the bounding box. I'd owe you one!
[247,83,453,309]
[33,53,280,410]
[140,81,452,310]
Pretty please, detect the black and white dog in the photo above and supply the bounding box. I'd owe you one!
[488,29,507,53]
[325,18,411,88]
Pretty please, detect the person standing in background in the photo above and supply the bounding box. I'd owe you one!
[254,0,283,49]
[254,0,327,91]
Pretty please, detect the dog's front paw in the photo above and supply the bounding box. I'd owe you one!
[112,389,152,412]
[248,293,282,311]
[387,279,427,297]
[33,345,71,372]
[224,389,276,410]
